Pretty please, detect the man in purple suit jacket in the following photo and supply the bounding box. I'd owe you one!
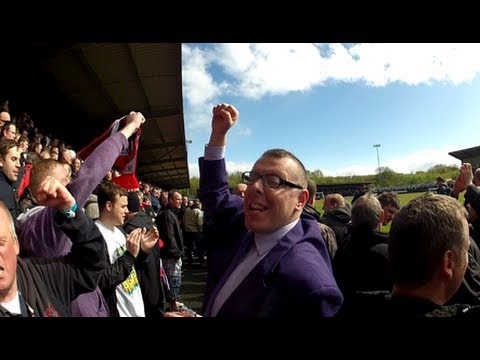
[198,103,343,317]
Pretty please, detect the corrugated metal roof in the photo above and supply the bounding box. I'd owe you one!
[449,145,480,161]
[449,145,480,168]
[38,43,189,189]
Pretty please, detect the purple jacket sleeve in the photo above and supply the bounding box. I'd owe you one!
[197,157,244,221]
[69,132,128,208]
[17,132,128,257]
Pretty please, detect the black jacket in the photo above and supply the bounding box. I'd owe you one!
[448,239,480,306]
[320,208,351,249]
[123,211,166,318]
[339,291,480,318]
[333,226,391,300]
[0,169,19,227]
[155,206,184,260]
[0,209,106,317]
[97,225,150,318]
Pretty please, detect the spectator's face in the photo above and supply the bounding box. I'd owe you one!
[50,147,59,160]
[35,143,42,154]
[244,156,306,234]
[62,150,74,165]
[110,195,129,226]
[18,140,29,152]
[72,159,81,172]
[467,204,479,223]
[161,192,168,205]
[0,207,19,303]
[104,170,113,181]
[170,192,182,209]
[0,146,20,182]
[322,198,335,212]
[3,124,16,140]
[382,205,399,226]
[0,111,10,129]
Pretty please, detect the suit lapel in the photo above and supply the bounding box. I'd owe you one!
[217,221,307,317]
[204,230,254,316]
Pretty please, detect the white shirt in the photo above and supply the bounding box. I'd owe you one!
[95,220,145,317]
[1,292,21,315]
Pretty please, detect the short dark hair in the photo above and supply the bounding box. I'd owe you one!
[351,194,382,229]
[260,149,307,189]
[377,192,401,209]
[97,181,128,209]
[307,179,316,203]
[389,193,467,287]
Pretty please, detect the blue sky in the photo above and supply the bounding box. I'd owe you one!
[181,44,480,178]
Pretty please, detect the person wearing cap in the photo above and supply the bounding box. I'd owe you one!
[84,194,100,220]
[123,190,167,318]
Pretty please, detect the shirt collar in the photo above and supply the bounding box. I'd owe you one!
[254,218,300,256]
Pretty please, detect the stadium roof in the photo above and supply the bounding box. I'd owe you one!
[1,42,189,190]
[449,145,480,167]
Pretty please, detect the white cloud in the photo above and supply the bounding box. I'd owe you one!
[190,148,461,179]
[182,45,228,130]
[322,165,375,177]
[386,148,461,174]
[321,147,461,177]
[188,162,200,178]
[348,43,480,86]
[188,160,254,178]
[182,43,480,130]
[235,125,252,136]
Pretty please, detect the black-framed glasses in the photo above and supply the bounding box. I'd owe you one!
[242,171,304,190]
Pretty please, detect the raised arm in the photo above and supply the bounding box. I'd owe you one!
[198,104,242,212]
[69,111,146,207]
[208,103,239,147]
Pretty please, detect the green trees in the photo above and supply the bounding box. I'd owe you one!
[180,163,460,196]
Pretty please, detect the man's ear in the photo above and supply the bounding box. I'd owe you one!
[441,250,455,279]
[13,236,19,256]
[296,189,309,210]
[105,200,113,212]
